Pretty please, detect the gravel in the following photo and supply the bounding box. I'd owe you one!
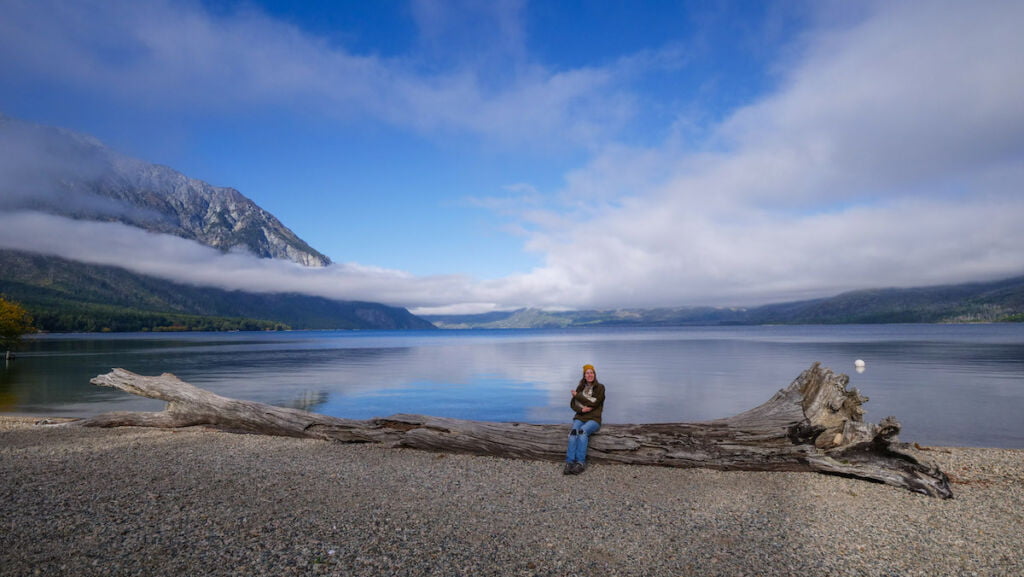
[2,417,1023,576]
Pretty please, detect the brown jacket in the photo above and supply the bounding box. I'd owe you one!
[570,381,606,423]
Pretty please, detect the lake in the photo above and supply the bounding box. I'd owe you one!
[3,324,1023,448]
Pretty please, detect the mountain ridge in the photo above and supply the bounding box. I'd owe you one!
[0,114,331,267]
[424,275,1024,328]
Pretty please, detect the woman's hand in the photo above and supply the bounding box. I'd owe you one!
[581,406,592,413]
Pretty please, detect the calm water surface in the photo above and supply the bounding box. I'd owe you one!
[3,325,1023,448]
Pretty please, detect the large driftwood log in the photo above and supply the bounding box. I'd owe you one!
[70,362,952,498]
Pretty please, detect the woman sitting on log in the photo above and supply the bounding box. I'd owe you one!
[564,364,606,475]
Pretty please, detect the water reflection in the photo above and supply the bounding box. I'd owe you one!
[4,325,1023,448]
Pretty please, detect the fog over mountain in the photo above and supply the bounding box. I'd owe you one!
[0,115,501,310]
[0,115,330,267]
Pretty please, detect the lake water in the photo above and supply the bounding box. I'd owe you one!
[3,325,1023,448]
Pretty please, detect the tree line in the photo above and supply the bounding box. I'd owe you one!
[1,296,36,355]
[1,295,288,351]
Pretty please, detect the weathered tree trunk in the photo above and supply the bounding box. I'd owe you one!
[68,362,952,498]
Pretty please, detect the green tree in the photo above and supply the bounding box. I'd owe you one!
[0,297,36,355]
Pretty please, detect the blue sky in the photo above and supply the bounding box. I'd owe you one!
[1,0,1023,314]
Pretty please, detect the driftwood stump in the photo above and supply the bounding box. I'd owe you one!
[68,362,952,498]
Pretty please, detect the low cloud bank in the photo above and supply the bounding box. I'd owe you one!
[0,212,484,310]
[2,203,1022,316]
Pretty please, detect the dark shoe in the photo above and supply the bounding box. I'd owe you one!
[574,462,587,474]
[563,462,575,475]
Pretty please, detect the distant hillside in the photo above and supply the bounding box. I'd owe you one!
[0,250,434,332]
[742,277,1024,325]
[424,276,1024,328]
[424,306,745,329]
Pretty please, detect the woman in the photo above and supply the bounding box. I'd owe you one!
[564,363,606,475]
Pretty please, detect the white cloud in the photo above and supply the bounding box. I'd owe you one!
[502,0,1024,307]
[0,211,483,307]
[0,0,633,149]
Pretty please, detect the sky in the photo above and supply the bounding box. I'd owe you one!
[1,0,1023,315]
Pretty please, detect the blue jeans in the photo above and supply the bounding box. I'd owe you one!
[566,419,601,464]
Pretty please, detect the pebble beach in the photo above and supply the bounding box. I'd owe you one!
[2,416,1024,577]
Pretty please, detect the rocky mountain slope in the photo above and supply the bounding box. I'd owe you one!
[0,114,330,266]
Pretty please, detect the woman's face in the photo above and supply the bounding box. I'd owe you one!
[584,368,596,382]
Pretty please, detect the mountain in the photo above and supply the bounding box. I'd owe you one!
[0,114,330,266]
[0,115,435,331]
[0,249,434,332]
[424,276,1024,328]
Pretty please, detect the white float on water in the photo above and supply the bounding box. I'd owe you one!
[854,359,866,368]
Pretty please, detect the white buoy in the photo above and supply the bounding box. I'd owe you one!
[854,359,866,368]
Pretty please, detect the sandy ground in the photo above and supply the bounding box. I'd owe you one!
[2,416,1024,576]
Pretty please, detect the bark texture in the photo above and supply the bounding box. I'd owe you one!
[70,362,952,498]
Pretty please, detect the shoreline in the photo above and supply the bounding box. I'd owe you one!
[3,417,1024,576]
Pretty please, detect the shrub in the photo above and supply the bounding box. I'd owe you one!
[0,296,36,353]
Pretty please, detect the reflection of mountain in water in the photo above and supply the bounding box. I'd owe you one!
[286,390,329,412]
